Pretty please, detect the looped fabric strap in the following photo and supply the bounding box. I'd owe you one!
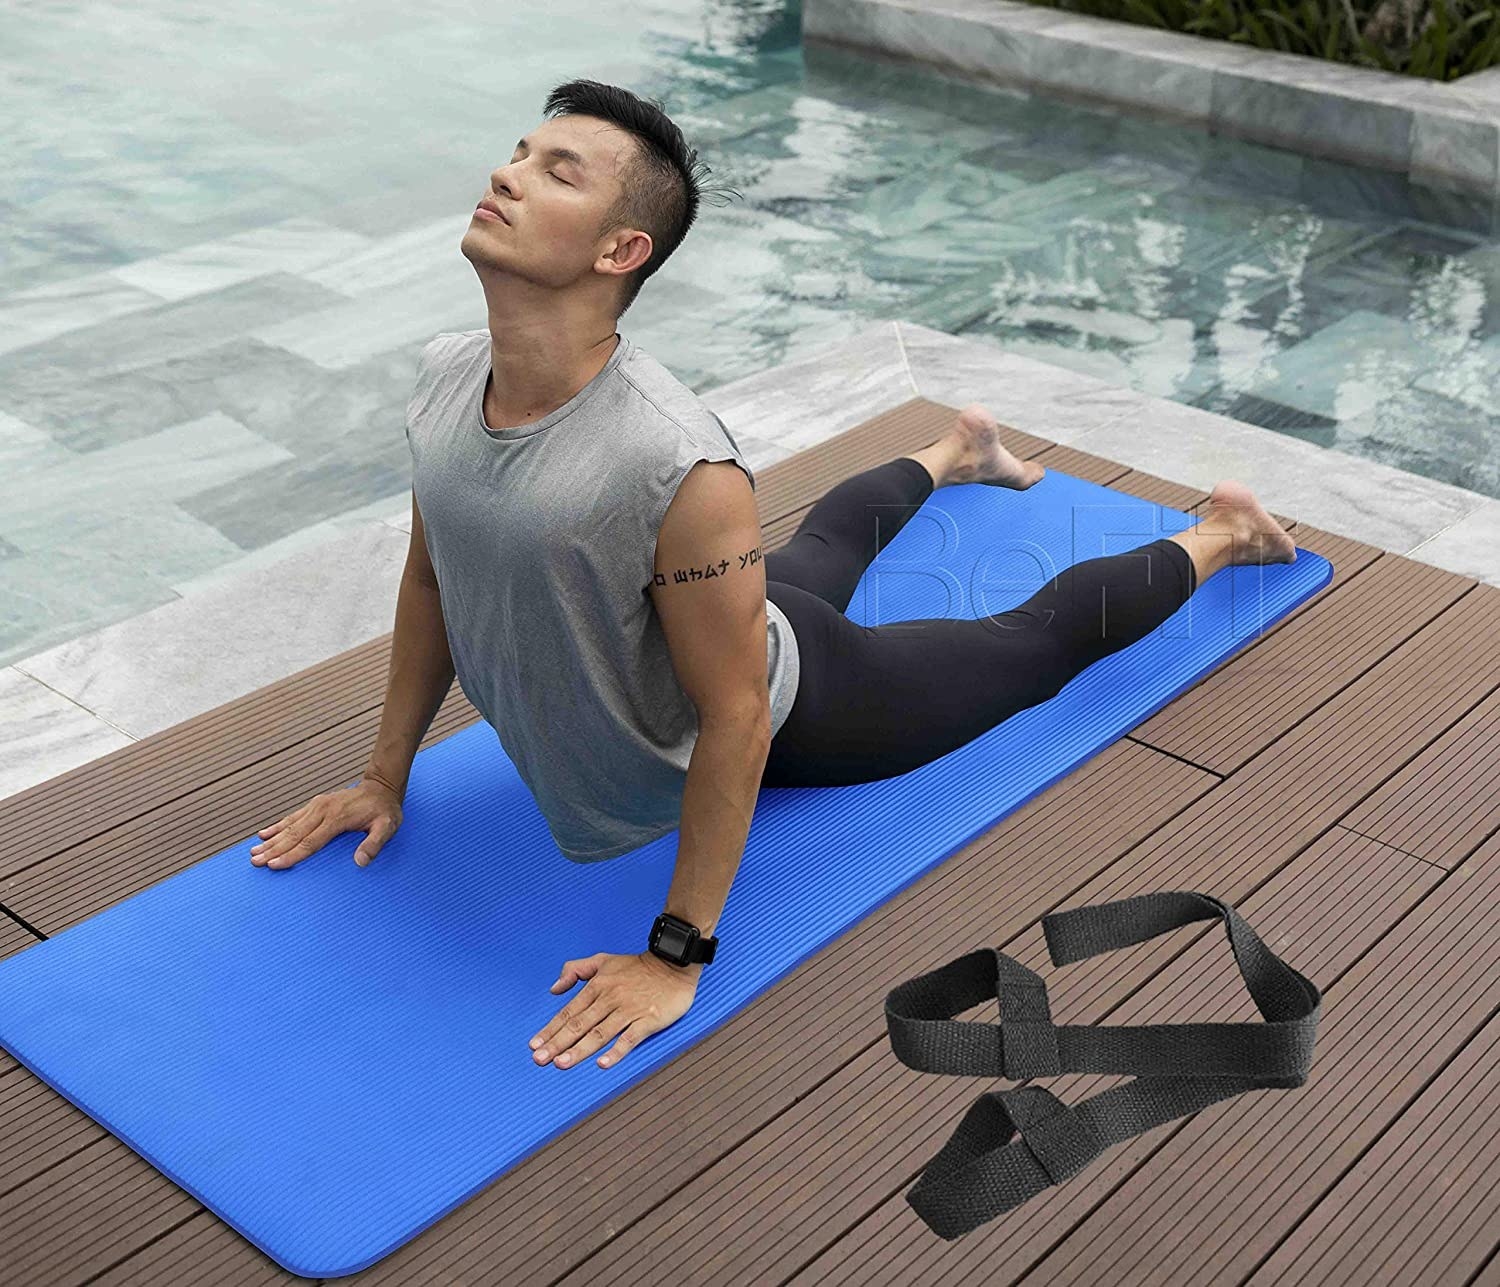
[883,890,1323,1240]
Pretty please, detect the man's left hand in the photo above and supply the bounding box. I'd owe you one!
[530,950,700,1071]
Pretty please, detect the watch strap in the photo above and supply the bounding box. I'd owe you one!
[650,912,718,965]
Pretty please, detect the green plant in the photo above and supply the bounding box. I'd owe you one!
[1025,0,1500,80]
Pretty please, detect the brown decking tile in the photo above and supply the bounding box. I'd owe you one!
[1245,1000,1500,1286]
[0,1138,201,1285]
[1,397,1495,1285]
[1129,551,1475,775]
[625,829,1442,1286]
[1339,684,1500,870]
[1007,826,1500,1286]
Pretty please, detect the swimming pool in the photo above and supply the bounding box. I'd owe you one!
[1,0,1496,668]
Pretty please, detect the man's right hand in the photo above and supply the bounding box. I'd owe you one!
[250,779,404,870]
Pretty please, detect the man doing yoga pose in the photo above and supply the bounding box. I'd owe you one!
[249,79,1297,1073]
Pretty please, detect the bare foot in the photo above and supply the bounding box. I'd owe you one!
[944,404,1046,490]
[1180,480,1297,583]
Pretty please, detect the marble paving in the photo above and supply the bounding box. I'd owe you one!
[4,317,1495,805]
[2,0,1497,804]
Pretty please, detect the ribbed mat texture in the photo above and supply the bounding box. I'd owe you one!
[0,470,1333,1276]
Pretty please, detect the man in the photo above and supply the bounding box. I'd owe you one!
[250,79,1297,1076]
[253,78,797,1074]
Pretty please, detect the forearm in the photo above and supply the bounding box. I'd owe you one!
[663,704,772,949]
[363,574,457,799]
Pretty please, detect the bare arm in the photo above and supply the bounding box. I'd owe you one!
[648,460,773,963]
[362,490,456,800]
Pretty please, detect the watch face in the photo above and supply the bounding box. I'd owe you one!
[655,921,690,958]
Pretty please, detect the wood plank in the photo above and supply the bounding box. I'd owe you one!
[0,1139,201,1285]
[1130,551,1474,774]
[632,829,1441,1286]
[1339,685,1500,870]
[0,635,400,878]
[1245,1010,1500,1286]
[787,590,1500,1282]
[1005,825,1500,1286]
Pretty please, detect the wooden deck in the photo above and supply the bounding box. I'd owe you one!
[2,396,1498,1286]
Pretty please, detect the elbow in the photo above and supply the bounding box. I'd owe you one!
[699,695,773,744]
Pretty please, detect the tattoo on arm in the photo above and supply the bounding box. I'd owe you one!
[649,545,762,589]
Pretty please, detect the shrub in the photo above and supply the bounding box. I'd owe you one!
[1023,0,1500,80]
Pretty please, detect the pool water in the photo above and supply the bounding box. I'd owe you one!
[1,0,1496,668]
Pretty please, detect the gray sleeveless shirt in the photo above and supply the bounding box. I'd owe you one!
[404,329,800,862]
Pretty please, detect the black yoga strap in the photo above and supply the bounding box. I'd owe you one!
[883,890,1323,1240]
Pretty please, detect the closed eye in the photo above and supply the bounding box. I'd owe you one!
[551,172,570,185]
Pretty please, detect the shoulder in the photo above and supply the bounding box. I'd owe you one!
[407,330,487,427]
[616,341,756,492]
[418,328,487,376]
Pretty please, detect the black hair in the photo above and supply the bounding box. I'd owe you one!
[540,78,739,320]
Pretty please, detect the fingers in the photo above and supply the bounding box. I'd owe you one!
[597,1019,645,1069]
[354,816,397,868]
[532,993,616,1067]
[548,955,600,994]
[250,817,333,869]
[250,804,308,863]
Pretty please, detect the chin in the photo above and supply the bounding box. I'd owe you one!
[460,231,501,264]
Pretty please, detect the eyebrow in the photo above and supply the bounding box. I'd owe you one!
[514,136,589,173]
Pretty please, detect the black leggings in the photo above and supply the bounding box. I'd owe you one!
[761,456,1198,788]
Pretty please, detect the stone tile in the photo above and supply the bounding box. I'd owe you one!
[171,490,411,599]
[0,412,293,548]
[248,269,476,371]
[0,274,351,385]
[1410,108,1500,200]
[0,667,133,806]
[698,318,916,454]
[900,319,1151,442]
[0,199,147,298]
[0,536,185,670]
[179,434,411,553]
[0,336,386,455]
[299,213,476,298]
[1331,385,1499,499]
[1071,397,1491,556]
[1411,332,1500,416]
[109,217,372,302]
[1029,19,1217,120]
[1295,148,1494,239]
[0,408,52,462]
[1449,67,1500,107]
[13,521,413,741]
[0,269,164,358]
[819,0,1050,91]
[1405,498,1500,586]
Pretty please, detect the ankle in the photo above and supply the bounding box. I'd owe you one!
[1168,528,1230,589]
[905,438,964,489]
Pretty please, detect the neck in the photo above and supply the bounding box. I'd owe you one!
[483,329,620,426]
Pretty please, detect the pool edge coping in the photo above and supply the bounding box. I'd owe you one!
[803,0,1500,206]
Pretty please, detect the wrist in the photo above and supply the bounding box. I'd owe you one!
[362,767,405,799]
[646,951,703,980]
[648,911,718,969]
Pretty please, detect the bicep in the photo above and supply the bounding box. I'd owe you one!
[405,489,441,589]
[649,461,771,721]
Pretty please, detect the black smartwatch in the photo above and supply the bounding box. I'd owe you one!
[648,912,717,966]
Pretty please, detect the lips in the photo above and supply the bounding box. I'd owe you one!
[475,199,509,224]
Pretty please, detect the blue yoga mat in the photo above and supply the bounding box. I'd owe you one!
[0,469,1332,1276]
